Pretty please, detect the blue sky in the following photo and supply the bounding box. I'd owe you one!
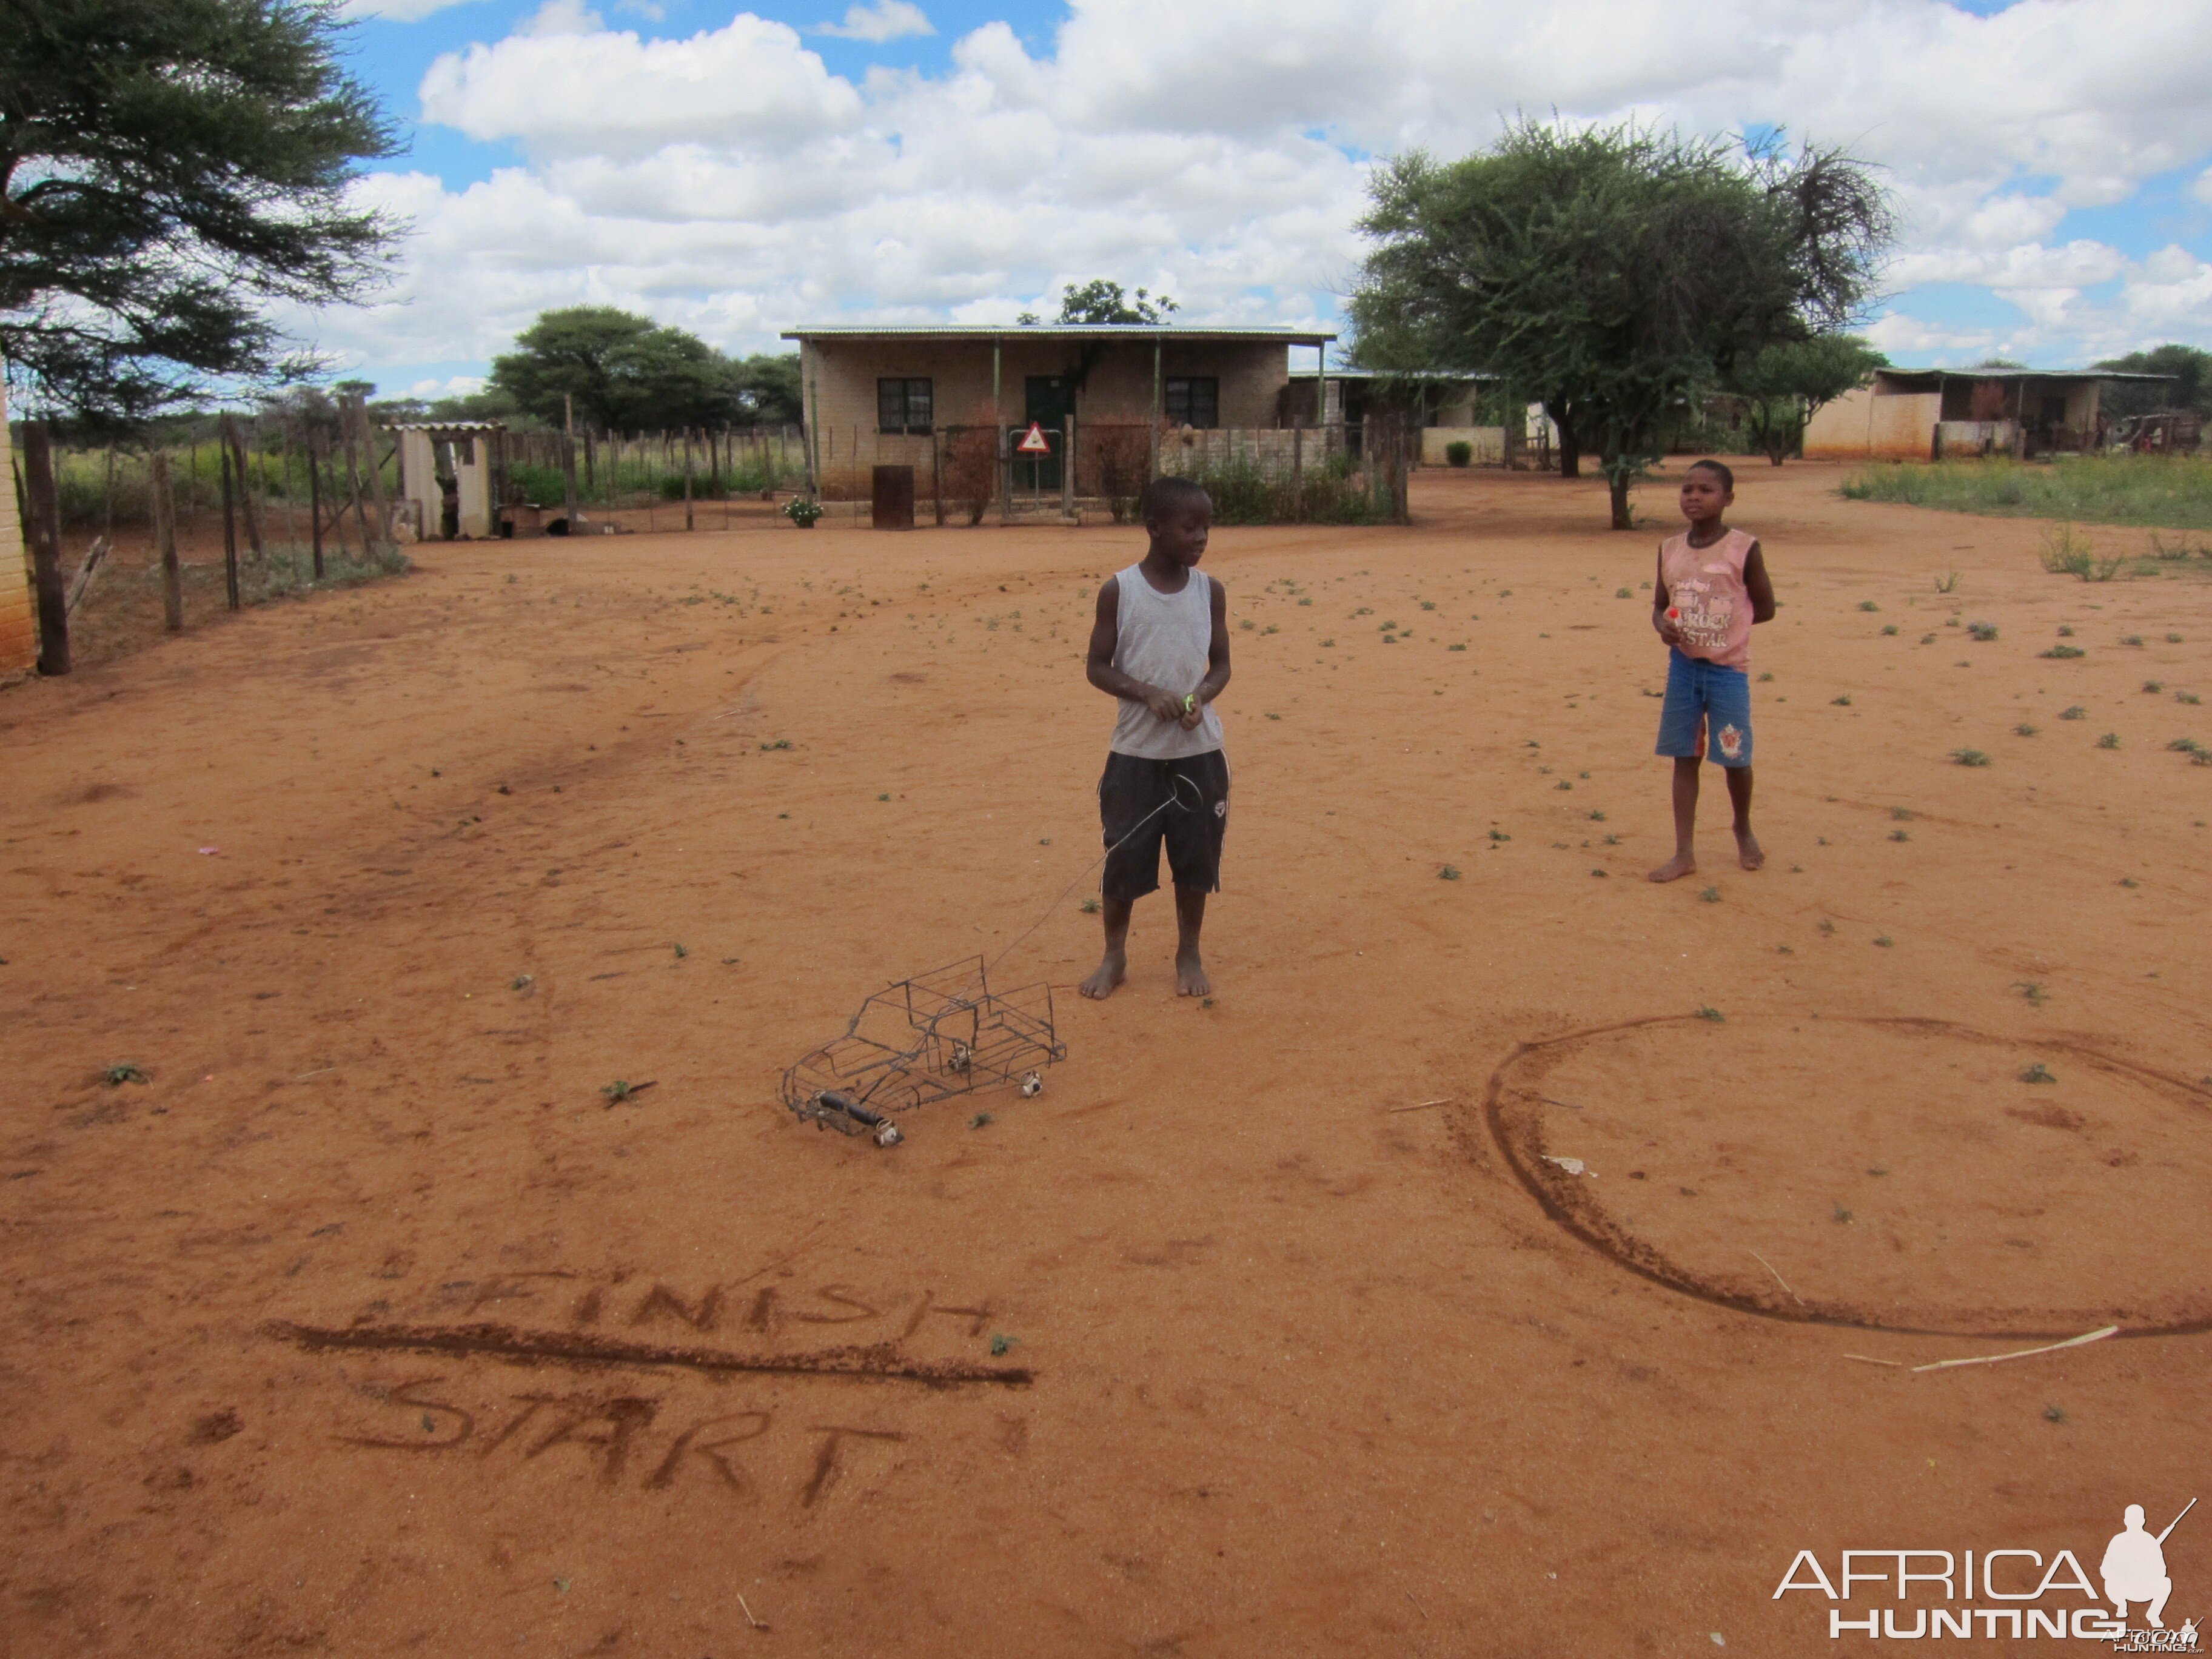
[321,0,2212,398]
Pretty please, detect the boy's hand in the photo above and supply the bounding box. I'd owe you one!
[1176,691,1204,730]
[1655,606,1683,646]
[1141,686,1185,724]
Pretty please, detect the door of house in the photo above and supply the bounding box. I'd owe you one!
[1015,376,1074,492]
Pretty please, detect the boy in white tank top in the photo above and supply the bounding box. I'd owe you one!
[1078,476,1232,1000]
[1649,459,1776,882]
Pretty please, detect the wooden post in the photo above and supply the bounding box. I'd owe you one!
[338,406,370,559]
[1061,412,1074,520]
[683,430,694,531]
[307,430,325,577]
[930,427,943,526]
[354,395,392,550]
[562,395,580,529]
[1150,339,1163,481]
[153,451,183,632]
[997,424,1010,525]
[220,441,241,610]
[221,413,264,560]
[19,426,71,674]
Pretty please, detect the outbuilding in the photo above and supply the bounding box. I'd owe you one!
[1803,367,2173,461]
[1,379,39,679]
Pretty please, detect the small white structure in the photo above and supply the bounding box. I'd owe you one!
[390,422,503,540]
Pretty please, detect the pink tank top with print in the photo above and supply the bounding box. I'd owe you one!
[1661,527,1755,669]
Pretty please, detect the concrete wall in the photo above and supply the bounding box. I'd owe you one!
[0,380,39,679]
[395,429,495,540]
[798,337,1294,499]
[1421,427,1505,466]
[1803,386,1943,461]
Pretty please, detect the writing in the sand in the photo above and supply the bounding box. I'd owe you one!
[339,1379,918,1506]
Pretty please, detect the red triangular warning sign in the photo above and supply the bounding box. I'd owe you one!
[1016,421,1052,455]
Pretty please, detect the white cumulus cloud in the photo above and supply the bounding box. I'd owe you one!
[814,1,934,42]
[302,0,2212,380]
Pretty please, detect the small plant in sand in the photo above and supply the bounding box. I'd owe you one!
[2016,723,2038,736]
[1439,865,1462,880]
[1882,625,1898,635]
[1079,897,1100,914]
[1874,934,1894,947]
[2040,524,2122,581]
[1889,829,1909,841]
[1831,694,1852,706]
[104,1063,147,1086]
[2143,680,2164,694]
[760,738,793,750]
[2060,705,2087,720]
[2167,737,2201,754]
[1951,749,1990,766]
[2122,634,2144,646]
[1934,571,1962,593]
[1489,828,1510,842]
[2040,644,2086,659]
[1696,1006,1724,1022]
[1700,886,1721,903]
[1966,621,1998,641]
[2097,732,2120,749]
[2016,981,2046,1005]
[1891,806,1914,820]
[2019,1062,2056,1085]
[2057,625,2075,636]
[1615,587,1633,598]
[1857,600,1879,612]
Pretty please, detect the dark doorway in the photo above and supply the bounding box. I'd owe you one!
[1017,375,1073,491]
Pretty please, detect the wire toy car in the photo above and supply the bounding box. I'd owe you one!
[782,957,1064,1144]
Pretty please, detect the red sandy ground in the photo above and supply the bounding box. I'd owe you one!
[1,463,2207,1657]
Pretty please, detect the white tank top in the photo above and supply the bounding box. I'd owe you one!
[1108,563,1224,760]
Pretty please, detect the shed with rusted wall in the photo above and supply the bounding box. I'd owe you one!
[0,379,40,680]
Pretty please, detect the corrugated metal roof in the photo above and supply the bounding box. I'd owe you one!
[782,323,1335,344]
[1880,367,2173,382]
[1326,366,1497,381]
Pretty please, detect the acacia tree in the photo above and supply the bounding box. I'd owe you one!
[1350,122,1893,527]
[1732,333,1887,464]
[0,0,401,421]
[1018,280,1178,326]
[489,307,800,431]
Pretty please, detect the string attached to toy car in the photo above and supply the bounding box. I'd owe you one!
[986,771,1205,973]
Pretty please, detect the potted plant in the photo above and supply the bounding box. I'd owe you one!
[783,496,823,529]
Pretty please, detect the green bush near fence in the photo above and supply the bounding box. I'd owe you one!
[1175,454,1394,526]
[1839,455,2212,530]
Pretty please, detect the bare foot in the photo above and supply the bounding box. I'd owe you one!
[1078,952,1125,1000]
[1175,951,1212,997]
[1647,850,1698,883]
[1735,827,1765,871]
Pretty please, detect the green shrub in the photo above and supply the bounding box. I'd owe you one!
[1444,440,1473,468]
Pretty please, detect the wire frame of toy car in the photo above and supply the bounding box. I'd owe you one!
[781,957,1065,1136]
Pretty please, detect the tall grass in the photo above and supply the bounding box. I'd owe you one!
[1839,455,2212,529]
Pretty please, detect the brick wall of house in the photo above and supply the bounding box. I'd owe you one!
[797,336,1298,500]
[0,380,40,679]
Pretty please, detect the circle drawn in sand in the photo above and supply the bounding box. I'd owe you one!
[1483,1016,2212,1340]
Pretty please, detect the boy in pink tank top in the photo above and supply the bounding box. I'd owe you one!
[1648,460,1775,883]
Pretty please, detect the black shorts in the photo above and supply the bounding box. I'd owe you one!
[1099,750,1230,903]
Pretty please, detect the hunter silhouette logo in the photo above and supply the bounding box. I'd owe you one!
[2106,1501,2193,1634]
[1774,1497,2197,1644]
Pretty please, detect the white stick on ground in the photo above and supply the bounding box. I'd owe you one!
[1749,1250,1803,1305]
[1909,1326,2118,1374]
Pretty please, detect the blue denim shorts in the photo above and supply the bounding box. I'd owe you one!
[1655,648,1753,767]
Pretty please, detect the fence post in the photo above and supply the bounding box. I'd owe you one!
[996,424,1010,525]
[220,413,264,561]
[339,405,371,561]
[562,395,580,528]
[19,425,71,674]
[354,395,392,550]
[220,441,241,610]
[307,431,325,577]
[150,450,183,632]
[931,427,943,526]
[683,430,695,531]
[1062,412,1075,520]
